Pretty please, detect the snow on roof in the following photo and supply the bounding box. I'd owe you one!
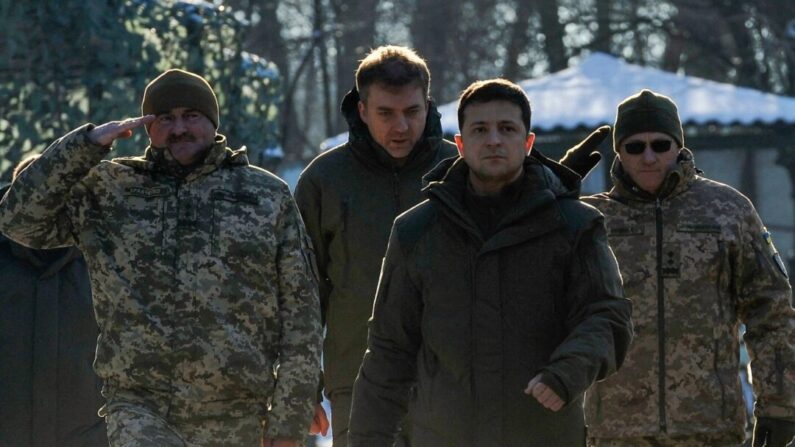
[321,52,795,150]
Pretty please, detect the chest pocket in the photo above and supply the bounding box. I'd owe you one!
[605,221,653,304]
[674,222,724,277]
[120,186,170,255]
[210,189,269,260]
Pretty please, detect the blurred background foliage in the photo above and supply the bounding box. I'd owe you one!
[1,0,794,180]
[0,0,281,181]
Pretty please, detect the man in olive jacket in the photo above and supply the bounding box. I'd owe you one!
[348,79,633,447]
[294,45,458,445]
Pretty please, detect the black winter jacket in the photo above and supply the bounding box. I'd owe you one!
[0,232,106,447]
[294,88,458,395]
[349,154,633,447]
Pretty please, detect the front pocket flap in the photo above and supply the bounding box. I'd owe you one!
[677,222,721,233]
[609,225,644,236]
[211,189,259,205]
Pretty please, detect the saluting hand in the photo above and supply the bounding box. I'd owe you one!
[87,115,156,147]
[524,373,565,412]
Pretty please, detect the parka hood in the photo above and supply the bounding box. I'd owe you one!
[340,87,446,172]
[423,150,582,199]
[422,150,583,241]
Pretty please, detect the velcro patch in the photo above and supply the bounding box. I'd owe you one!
[609,226,644,236]
[763,228,788,278]
[124,186,171,197]
[677,223,721,233]
[211,189,259,205]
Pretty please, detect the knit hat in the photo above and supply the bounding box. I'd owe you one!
[141,69,219,128]
[613,89,683,150]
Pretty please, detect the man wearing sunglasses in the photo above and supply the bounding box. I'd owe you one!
[583,89,795,447]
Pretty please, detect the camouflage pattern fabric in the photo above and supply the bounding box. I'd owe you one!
[583,148,795,442]
[102,387,273,447]
[0,125,323,440]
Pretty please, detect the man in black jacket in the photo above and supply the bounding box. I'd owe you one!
[0,156,106,447]
[348,79,633,447]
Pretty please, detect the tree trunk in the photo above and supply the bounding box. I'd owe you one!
[330,0,377,132]
[411,0,460,102]
[593,0,612,53]
[503,0,533,80]
[536,0,567,72]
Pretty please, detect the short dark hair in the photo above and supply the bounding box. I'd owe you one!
[355,46,431,102]
[457,79,531,133]
[13,154,40,181]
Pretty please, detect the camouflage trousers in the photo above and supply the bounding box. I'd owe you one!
[589,433,743,447]
[101,388,278,447]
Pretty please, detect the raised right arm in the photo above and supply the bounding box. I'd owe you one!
[0,116,153,248]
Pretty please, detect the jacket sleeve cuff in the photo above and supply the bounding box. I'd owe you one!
[73,123,114,156]
[263,415,307,440]
[540,371,571,405]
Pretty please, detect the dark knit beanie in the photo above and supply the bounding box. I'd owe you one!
[141,69,219,128]
[613,89,683,151]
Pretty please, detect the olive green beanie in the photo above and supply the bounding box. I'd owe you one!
[613,89,683,151]
[141,69,219,128]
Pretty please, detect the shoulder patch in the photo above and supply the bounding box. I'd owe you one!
[763,228,788,278]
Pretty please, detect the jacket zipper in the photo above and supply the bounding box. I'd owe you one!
[173,178,182,271]
[655,198,667,433]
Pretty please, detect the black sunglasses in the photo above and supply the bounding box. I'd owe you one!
[624,139,673,155]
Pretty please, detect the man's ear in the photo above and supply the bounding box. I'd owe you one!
[358,101,368,125]
[454,134,465,158]
[525,132,536,155]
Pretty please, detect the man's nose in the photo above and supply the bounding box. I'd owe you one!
[171,116,187,134]
[642,145,656,162]
[394,114,409,132]
[486,128,501,146]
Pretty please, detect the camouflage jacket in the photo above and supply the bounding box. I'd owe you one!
[0,125,322,439]
[583,149,795,442]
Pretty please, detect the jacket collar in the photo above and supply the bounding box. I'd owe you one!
[423,151,581,245]
[341,87,445,172]
[609,147,698,202]
[113,134,249,181]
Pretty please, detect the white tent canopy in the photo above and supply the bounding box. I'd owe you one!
[321,52,795,149]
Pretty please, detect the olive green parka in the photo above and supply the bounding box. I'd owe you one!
[294,88,458,397]
[349,153,633,447]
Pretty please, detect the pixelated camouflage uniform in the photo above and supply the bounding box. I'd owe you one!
[0,125,323,445]
[583,149,795,445]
